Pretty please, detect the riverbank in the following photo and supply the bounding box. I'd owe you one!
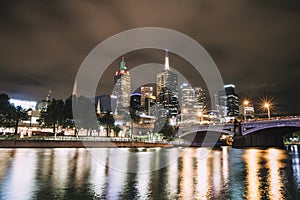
[0,140,173,148]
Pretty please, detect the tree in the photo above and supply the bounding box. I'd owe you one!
[39,99,65,133]
[122,107,141,138]
[63,95,75,129]
[12,106,28,135]
[0,93,14,128]
[113,125,121,137]
[73,96,98,136]
[0,93,28,134]
[98,113,115,137]
[153,117,175,140]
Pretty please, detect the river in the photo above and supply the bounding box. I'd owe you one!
[0,146,299,199]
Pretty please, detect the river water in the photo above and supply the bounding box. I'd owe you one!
[0,146,299,200]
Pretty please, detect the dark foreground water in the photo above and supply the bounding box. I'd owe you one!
[0,146,299,200]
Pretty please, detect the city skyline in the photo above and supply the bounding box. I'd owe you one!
[0,1,299,115]
[2,53,293,117]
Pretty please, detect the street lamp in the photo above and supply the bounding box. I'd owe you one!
[264,102,271,120]
[243,100,249,121]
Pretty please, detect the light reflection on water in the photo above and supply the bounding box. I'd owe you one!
[0,146,299,200]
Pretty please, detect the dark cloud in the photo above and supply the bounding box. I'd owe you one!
[0,0,299,114]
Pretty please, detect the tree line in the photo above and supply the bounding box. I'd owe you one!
[0,93,118,136]
[0,93,176,139]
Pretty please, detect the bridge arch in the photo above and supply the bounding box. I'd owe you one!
[243,123,300,135]
[179,129,234,138]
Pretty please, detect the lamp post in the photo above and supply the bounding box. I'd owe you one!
[243,100,249,121]
[264,103,271,120]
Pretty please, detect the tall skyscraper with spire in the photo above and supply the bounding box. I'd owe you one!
[72,79,78,97]
[113,57,131,115]
[156,50,179,118]
[156,50,178,98]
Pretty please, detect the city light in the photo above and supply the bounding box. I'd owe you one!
[264,102,271,119]
[243,99,250,121]
[243,100,249,106]
[9,99,37,110]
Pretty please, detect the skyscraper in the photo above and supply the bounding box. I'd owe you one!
[194,87,206,111]
[141,86,156,115]
[141,86,154,107]
[156,50,178,100]
[113,57,131,115]
[224,84,239,117]
[216,84,239,119]
[156,50,179,118]
[180,84,206,123]
[180,83,197,122]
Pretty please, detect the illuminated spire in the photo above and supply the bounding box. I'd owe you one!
[96,99,101,115]
[120,57,127,70]
[72,79,78,97]
[46,89,52,101]
[164,49,170,70]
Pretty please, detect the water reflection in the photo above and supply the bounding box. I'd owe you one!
[244,149,261,200]
[0,147,299,199]
[1,149,37,200]
[243,148,290,199]
[290,145,300,188]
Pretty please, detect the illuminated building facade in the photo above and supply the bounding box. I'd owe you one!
[141,86,153,107]
[156,50,179,118]
[180,84,206,123]
[194,87,206,111]
[113,58,131,115]
[216,84,239,120]
[225,84,239,117]
[141,86,156,115]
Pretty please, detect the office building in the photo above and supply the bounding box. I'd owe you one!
[216,84,239,120]
[156,50,179,118]
[224,84,239,117]
[113,57,131,115]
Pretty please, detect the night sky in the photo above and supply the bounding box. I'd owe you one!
[1,0,300,114]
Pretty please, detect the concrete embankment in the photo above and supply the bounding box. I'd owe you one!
[0,140,173,148]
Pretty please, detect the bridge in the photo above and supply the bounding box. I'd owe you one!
[178,117,300,147]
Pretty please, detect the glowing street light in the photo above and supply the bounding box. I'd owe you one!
[197,111,203,122]
[243,100,249,106]
[243,100,250,121]
[264,102,271,119]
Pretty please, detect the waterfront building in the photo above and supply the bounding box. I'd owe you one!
[113,57,131,115]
